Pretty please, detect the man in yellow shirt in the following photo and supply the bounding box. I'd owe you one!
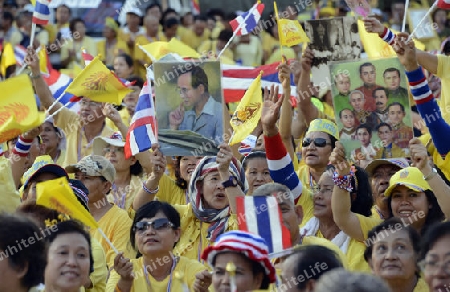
[180,15,210,50]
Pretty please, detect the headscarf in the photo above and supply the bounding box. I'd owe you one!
[189,156,247,241]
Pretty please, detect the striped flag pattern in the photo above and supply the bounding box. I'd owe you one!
[124,81,158,159]
[14,45,27,66]
[43,69,79,113]
[236,196,291,254]
[438,0,450,9]
[32,0,51,25]
[191,0,200,15]
[82,48,94,67]
[229,3,265,36]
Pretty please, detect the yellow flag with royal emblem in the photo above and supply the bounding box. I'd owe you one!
[0,74,43,143]
[64,56,132,105]
[229,71,263,145]
[139,38,201,62]
[278,18,310,47]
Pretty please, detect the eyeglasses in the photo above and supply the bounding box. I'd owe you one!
[102,147,124,154]
[80,100,101,107]
[419,259,450,275]
[134,218,175,233]
[177,87,191,95]
[302,138,332,148]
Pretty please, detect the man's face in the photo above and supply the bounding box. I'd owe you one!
[374,89,388,111]
[336,74,351,95]
[147,7,161,19]
[25,172,59,202]
[193,20,206,36]
[177,72,203,108]
[340,109,355,128]
[56,6,70,24]
[79,98,104,123]
[124,86,140,116]
[377,125,393,146]
[388,105,405,125]
[350,93,365,112]
[145,17,160,35]
[360,65,376,85]
[384,71,401,91]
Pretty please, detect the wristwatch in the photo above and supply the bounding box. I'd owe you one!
[424,168,437,181]
[222,176,238,188]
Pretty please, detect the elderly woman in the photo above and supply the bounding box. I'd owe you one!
[107,201,206,291]
[364,218,428,292]
[0,214,47,292]
[133,144,247,261]
[241,151,272,195]
[40,119,66,165]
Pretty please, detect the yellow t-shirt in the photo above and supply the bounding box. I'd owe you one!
[107,175,144,217]
[419,133,450,181]
[106,108,131,132]
[265,47,297,65]
[173,204,238,261]
[134,33,167,77]
[0,157,21,213]
[233,35,263,67]
[54,107,115,167]
[91,204,135,269]
[180,29,210,51]
[60,37,98,69]
[437,54,450,124]
[302,236,348,268]
[370,205,384,220]
[356,213,383,241]
[414,278,430,292]
[88,237,108,292]
[155,174,187,205]
[296,164,315,228]
[96,39,130,67]
[197,40,234,61]
[105,256,206,292]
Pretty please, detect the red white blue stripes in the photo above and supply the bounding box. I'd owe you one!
[82,49,94,67]
[407,69,434,105]
[14,45,27,66]
[380,27,396,45]
[32,0,51,25]
[229,4,265,36]
[43,69,79,113]
[13,137,33,157]
[438,0,450,9]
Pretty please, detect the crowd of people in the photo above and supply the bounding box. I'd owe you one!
[1,0,450,291]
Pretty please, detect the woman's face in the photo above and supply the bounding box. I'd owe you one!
[201,171,229,210]
[213,252,263,292]
[74,21,86,38]
[44,233,90,291]
[423,234,450,291]
[40,122,61,154]
[369,229,417,281]
[301,131,333,169]
[113,56,134,79]
[245,157,271,195]
[134,212,180,256]
[103,144,135,173]
[390,186,429,230]
[180,156,202,181]
[313,172,334,218]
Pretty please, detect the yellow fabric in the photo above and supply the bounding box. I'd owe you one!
[106,175,143,218]
[277,19,310,47]
[197,40,234,61]
[437,54,450,124]
[370,205,384,220]
[54,107,115,167]
[135,33,167,76]
[0,42,16,76]
[180,29,210,50]
[60,37,98,69]
[9,28,49,47]
[106,256,206,292]
[356,213,383,241]
[302,236,348,268]
[307,119,339,140]
[96,39,130,67]
[0,74,44,143]
[155,174,187,205]
[261,31,279,59]
[414,278,430,292]
[265,47,297,65]
[65,57,132,105]
[0,157,21,213]
[106,108,131,132]
[233,35,263,67]
[384,167,431,197]
[91,204,135,269]
[173,204,238,261]
[44,23,69,43]
[229,72,263,145]
[88,237,108,292]
[22,155,54,187]
[419,133,450,181]
[296,164,315,228]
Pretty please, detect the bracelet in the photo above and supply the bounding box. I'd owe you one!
[12,136,33,157]
[332,171,354,193]
[29,72,41,79]
[424,168,437,181]
[142,182,159,194]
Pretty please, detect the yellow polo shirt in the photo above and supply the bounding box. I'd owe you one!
[155,174,187,205]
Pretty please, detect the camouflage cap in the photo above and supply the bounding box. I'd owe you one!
[65,155,116,183]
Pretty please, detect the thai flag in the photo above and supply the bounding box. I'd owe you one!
[82,48,94,67]
[32,0,51,25]
[438,0,450,9]
[14,45,27,66]
[191,0,200,15]
[222,61,298,105]
[230,3,265,36]
[236,196,291,254]
[124,81,158,159]
[43,69,79,113]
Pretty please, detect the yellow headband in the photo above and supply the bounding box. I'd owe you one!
[105,17,119,32]
[307,119,339,140]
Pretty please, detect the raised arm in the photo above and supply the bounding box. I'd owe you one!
[330,142,366,242]
[297,47,319,125]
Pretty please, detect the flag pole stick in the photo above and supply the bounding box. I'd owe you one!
[17,46,42,75]
[274,1,284,60]
[401,0,410,32]
[97,227,119,254]
[45,90,69,115]
[407,1,438,42]
[217,4,258,59]
[29,23,37,51]
[45,100,71,122]
[137,44,156,63]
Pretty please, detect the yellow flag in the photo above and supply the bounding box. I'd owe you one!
[0,75,43,143]
[139,41,169,61]
[38,46,49,75]
[357,20,425,59]
[278,19,310,47]
[64,56,132,105]
[0,42,16,77]
[229,72,263,145]
[36,177,99,229]
[140,38,201,62]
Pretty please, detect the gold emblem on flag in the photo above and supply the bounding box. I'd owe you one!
[81,72,108,91]
[231,102,261,126]
[0,103,30,125]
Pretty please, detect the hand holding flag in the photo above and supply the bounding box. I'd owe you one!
[30,0,51,49]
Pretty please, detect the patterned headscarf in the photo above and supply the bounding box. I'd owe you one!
[189,156,247,241]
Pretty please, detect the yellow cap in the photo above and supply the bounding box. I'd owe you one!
[307,119,339,140]
[384,167,431,197]
[105,17,119,32]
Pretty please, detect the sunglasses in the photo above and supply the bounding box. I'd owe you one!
[133,218,175,233]
[302,138,332,148]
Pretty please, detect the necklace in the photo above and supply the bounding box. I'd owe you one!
[143,255,178,292]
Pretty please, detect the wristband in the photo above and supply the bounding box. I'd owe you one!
[142,182,159,194]
[29,72,41,79]
[332,171,355,193]
[12,136,33,157]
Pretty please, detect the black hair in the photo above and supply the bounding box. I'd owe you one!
[289,245,343,290]
[387,190,445,236]
[174,156,188,190]
[364,217,420,262]
[356,124,372,137]
[383,67,401,79]
[69,18,85,34]
[163,17,180,30]
[194,15,208,22]
[130,160,143,176]
[56,4,71,16]
[46,220,94,274]
[359,62,375,75]
[218,29,233,42]
[126,76,144,89]
[376,122,392,132]
[387,102,406,113]
[130,201,181,257]
[241,151,267,171]
[0,214,47,289]
[442,39,450,55]
[161,8,178,23]
[420,221,450,260]
[177,65,209,93]
[116,53,134,68]
[326,165,373,217]
[206,8,225,20]
[224,12,237,22]
[145,3,161,14]
[339,108,353,119]
[16,202,67,229]
[372,87,388,98]
[3,11,14,22]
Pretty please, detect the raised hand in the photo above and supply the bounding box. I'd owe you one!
[217,143,233,175]
[114,252,134,282]
[300,46,314,73]
[192,270,212,292]
[169,103,185,130]
[329,142,351,176]
[277,60,291,90]
[289,60,302,85]
[409,138,431,173]
[103,103,122,125]
[393,32,418,72]
[24,46,40,74]
[363,17,385,34]
[261,85,283,136]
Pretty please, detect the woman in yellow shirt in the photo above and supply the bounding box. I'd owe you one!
[113,53,135,80]
[364,218,429,292]
[107,201,206,291]
[97,17,129,68]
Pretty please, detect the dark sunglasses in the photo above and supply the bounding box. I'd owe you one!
[302,138,332,148]
[134,218,175,233]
